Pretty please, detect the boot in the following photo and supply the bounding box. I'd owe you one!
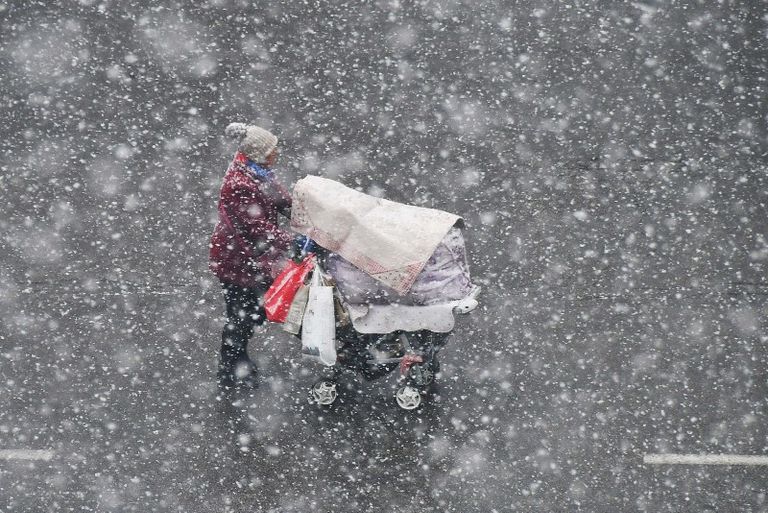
[217,343,258,388]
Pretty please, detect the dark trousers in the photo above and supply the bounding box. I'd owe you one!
[220,282,269,364]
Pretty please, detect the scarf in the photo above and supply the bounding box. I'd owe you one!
[246,159,274,181]
[233,152,275,181]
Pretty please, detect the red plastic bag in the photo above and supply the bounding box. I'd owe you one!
[264,254,316,323]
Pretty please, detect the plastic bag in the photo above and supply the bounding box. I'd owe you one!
[282,284,309,335]
[301,266,337,366]
[264,254,315,323]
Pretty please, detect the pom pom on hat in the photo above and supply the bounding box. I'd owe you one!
[225,122,278,163]
[225,122,248,139]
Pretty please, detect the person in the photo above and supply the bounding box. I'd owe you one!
[209,122,299,387]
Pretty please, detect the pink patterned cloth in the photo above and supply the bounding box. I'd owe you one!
[327,227,473,306]
[290,176,462,295]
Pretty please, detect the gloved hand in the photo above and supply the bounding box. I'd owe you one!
[292,235,316,260]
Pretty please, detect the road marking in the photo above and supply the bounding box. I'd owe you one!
[644,454,768,466]
[0,450,55,461]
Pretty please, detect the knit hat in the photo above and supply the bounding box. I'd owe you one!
[225,122,278,163]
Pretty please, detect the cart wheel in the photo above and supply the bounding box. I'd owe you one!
[310,380,338,406]
[407,364,435,388]
[395,385,422,410]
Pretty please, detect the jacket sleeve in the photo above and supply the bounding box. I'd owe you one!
[278,203,292,219]
[229,185,294,252]
[274,182,293,219]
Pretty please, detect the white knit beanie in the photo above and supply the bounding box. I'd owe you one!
[225,122,278,163]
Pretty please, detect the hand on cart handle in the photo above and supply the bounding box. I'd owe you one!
[292,235,316,261]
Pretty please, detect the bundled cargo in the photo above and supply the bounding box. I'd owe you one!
[326,226,472,306]
[273,175,480,410]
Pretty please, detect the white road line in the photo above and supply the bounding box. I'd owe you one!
[644,454,768,466]
[0,449,55,461]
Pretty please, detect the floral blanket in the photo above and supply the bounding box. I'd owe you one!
[290,175,463,295]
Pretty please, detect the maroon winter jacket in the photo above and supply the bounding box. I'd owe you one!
[209,152,294,288]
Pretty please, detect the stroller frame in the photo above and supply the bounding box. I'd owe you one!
[307,287,481,410]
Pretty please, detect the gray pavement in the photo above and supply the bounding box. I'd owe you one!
[1,1,767,512]
[2,280,767,511]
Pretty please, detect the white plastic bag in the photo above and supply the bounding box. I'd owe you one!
[301,266,337,366]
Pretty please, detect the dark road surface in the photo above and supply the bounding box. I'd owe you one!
[1,1,767,511]
[2,271,767,512]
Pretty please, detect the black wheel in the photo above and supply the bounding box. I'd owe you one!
[429,355,440,376]
[406,363,435,389]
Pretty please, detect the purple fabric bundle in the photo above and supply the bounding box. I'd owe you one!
[327,227,473,306]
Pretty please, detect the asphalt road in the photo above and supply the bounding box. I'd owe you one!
[2,208,768,512]
[1,1,767,511]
